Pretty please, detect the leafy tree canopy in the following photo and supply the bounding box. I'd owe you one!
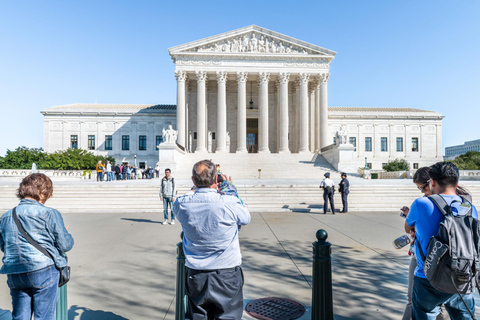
[383,158,410,172]
[0,146,115,170]
[451,151,480,170]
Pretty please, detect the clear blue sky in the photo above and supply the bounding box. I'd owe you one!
[1,0,479,156]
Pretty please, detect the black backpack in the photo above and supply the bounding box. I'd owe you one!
[418,194,480,297]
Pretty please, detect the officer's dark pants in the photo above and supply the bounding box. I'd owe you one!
[186,266,244,320]
[323,190,335,214]
[341,192,348,212]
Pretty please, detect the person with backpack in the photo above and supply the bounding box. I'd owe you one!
[160,168,176,224]
[405,162,478,319]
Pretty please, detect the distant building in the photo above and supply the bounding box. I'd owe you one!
[445,139,480,160]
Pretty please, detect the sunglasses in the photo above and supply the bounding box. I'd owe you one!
[417,179,431,191]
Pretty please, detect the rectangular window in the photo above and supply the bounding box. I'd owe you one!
[365,137,372,152]
[412,137,419,152]
[105,135,112,150]
[349,137,356,151]
[381,137,388,152]
[413,163,419,169]
[212,132,216,140]
[194,132,197,139]
[156,135,163,150]
[122,135,130,151]
[382,163,387,168]
[88,135,95,150]
[139,135,147,151]
[367,163,372,169]
[71,135,78,149]
[396,137,403,152]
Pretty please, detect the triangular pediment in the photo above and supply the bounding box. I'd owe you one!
[169,25,336,57]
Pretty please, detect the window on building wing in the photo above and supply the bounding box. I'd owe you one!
[365,137,372,152]
[122,135,130,151]
[88,135,95,150]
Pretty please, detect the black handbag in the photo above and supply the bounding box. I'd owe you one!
[12,207,71,287]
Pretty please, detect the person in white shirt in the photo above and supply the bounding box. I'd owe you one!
[320,172,336,214]
[106,161,113,182]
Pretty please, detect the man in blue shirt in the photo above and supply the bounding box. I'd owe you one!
[405,162,477,319]
[174,159,251,320]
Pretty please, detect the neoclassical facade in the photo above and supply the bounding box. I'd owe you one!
[41,25,445,171]
[169,25,335,154]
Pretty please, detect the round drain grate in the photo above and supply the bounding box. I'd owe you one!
[245,297,306,320]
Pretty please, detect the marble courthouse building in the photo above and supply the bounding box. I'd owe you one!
[42,25,444,171]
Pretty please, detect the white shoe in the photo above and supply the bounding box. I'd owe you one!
[170,220,175,225]
[162,220,169,225]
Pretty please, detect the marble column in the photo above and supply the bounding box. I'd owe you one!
[236,72,248,153]
[293,79,300,152]
[298,73,310,153]
[195,71,207,152]
[319,73,330,149]
[175,70,187,148]
[258,72,270,153]
[436,124,442,158]
[309,83,316,152]
[315,79,321,153]
[278,72,290,153]
[216,71,228,153]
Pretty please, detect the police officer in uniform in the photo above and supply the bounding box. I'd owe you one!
[320,172,335,214]
[338,172,350,212]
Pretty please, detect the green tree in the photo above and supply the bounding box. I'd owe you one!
[451,151,480,170]
[41,148,115,170]
[0,146,46,169]
[383,158,410,172]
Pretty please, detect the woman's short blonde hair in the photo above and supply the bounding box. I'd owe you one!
[16,173,53,202]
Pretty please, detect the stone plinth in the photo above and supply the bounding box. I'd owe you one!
[157,143,186,173]
[321,144,356,174]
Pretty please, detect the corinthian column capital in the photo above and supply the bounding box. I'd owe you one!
[319,73,330,84]
[216,71,228,83]
[299,73,310,84]
[196,71,208,82]
[258,72,270,84]
[278,72,290,84]
[175,70,187,81]
[236,71,248,83]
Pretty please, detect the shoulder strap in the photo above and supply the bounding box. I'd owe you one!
[428,194,452,216]
[11,207,54,261]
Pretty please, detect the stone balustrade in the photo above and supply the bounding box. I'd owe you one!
[0,169,87,179]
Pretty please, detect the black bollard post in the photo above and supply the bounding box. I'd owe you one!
[175,232,186,320]
[312,229,334,320]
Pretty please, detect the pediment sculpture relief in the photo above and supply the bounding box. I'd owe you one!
[189,32,319,55]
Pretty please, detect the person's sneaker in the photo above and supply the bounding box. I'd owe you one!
[170,220,175,225]
[162,220,169,225]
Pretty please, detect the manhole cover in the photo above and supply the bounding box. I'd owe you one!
[245,297,306,320]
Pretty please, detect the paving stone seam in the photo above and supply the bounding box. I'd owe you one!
[258,212,312,289]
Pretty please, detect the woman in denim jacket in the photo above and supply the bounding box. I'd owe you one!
[0,173,74,320]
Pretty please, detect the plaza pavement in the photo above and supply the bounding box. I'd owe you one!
[1,178,480,319]
[2,208,480,320]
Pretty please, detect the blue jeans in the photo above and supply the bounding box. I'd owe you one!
[412,276,475,320]
[96,172,103,182]
[7,265,59,320]
[163,197,175,220]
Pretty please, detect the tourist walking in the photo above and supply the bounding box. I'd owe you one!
[0,173,74,320]
[115,164,121,180]
[96,160,104,182]
[106,161,113,181]
[160,169,176,224]
[338,172,350,213]
[320,172,335,214]
[405,162,477,319]
[174,160,251,320]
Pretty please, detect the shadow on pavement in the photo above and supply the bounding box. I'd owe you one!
[69,305,128,320]
[120,218,163,224]
[241,238,409,319]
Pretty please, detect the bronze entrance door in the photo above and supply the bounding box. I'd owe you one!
[246,119,258,153]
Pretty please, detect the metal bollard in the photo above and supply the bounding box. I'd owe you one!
[175,232,187,320]
[55,284,68,320]
[312,229,334,320]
